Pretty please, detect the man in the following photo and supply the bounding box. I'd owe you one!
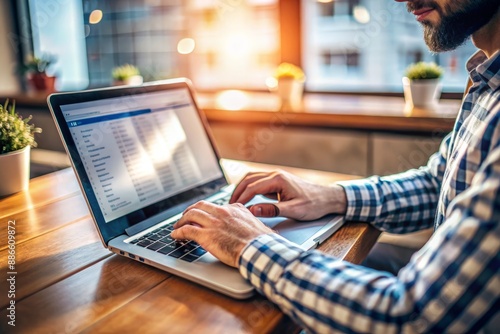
[172,0,500,332]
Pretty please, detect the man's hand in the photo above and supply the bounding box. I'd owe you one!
[171,201,274,267]
[230,170,347,220]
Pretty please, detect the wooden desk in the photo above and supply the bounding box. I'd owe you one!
[0,160,380,333]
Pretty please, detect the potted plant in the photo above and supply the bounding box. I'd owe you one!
[19,54,57,93]
[112,64,143,86]
[402,61,444,113]
[0,100,42,196]
[272,62,306,111]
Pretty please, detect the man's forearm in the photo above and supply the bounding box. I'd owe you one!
[335,134,449,233]
[338,165,440,233]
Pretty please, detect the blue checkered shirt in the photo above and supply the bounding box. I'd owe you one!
[238,50,500,333]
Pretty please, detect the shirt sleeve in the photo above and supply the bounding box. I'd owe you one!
[239,144,500,333]
[336,134,451,234]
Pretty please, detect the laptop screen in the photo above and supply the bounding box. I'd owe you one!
[60,87,224,223]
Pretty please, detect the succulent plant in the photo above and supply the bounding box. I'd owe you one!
[19,54,56,75]
[0,100,42,154]
[405,62,444,80]
[112,64,141,81]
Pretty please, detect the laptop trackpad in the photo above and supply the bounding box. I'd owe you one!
[259,217,327,245]
[197,252,220,264]
[246,194,330,245]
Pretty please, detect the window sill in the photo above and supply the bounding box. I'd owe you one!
[2,90,460,134]
[196,91,460,134]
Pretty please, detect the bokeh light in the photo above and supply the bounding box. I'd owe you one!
[177,38,196,54]
[353,6,370,24]
[89,10,103,24]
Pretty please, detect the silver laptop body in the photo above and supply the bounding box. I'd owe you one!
[47,78,344,299]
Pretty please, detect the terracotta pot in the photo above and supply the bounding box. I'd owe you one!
[0,146,30,197]
[28,73,56,92]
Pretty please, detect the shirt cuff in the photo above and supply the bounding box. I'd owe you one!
[336,178,379,222]
[238,233,304,296]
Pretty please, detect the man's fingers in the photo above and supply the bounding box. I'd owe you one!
[232,176,282,204]
[248,203,281,217]
[182,200,226,218]
[183,200,211,214]
[248,199,306,219]
[176,206,216,229]
[171,224,200,241]
[230,172,271,203]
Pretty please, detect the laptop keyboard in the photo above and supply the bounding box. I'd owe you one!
[129,194,230,262]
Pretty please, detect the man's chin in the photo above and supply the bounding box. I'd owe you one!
[423,29,443,52]
[423,33,464,53]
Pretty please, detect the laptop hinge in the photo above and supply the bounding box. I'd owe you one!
[125,198,198,237]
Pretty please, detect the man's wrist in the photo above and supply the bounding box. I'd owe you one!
[330,184,348,215]
[336,178,378,221]
[238,234,304,293]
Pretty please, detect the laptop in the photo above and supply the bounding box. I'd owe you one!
[47,78,344,299]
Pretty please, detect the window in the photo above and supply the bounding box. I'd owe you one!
[302,0,476,93]
[318,0,361,17]
[28,0,89,91]
[407,50,423,64]
[22,0,474,94]
[186,0,279,90]
[318,2,334,17]
[321,50,360,77]
[25,0,279,91]
[82,0,186,87]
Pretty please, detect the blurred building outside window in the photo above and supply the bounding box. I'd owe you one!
[302,0,476,93]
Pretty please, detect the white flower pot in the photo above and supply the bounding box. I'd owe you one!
[402,77,441,114]
[277,78,304,112]
[0,146,30,197]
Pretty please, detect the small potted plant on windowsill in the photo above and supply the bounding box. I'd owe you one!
[112,64,143,86]
[272,62,306,112]
[20,54,57,93]
[402,61,444,115]
[0,100,42,197]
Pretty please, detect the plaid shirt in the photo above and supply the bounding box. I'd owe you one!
[238,50,500,333]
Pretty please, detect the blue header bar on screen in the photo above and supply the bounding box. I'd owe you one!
[67,109,151,127]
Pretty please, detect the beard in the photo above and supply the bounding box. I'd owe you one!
[408,0,500,52]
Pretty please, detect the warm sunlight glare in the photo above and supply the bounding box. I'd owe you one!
[223,34,252,58]
[216,90,249,111]
[134,151,156,178]
[149,132,170,164]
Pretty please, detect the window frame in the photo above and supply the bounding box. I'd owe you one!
[11,0,34,92]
